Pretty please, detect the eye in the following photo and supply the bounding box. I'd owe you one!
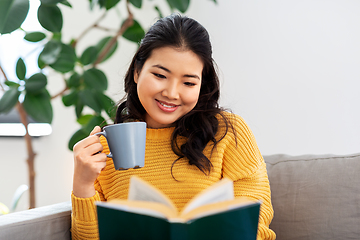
[152,73,166,79]
[184,82,196,87]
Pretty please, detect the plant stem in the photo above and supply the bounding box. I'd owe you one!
[16,103,36,209]
[0,63,36,209]
[51,87,68,99]
[94,2,134,66]
[94,25,116,32]
[72,11,107,47]
[0,64,7,91]
[51,74,69,99]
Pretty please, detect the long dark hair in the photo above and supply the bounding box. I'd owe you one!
[115,14,230,175]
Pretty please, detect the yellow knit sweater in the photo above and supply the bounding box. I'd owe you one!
[71,112,276,240]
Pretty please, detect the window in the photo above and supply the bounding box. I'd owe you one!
[0,0,51,137]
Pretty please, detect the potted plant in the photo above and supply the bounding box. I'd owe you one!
[0,0,217,209]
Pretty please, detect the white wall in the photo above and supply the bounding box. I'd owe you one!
[187,0,360,155]
[1,0,359,210]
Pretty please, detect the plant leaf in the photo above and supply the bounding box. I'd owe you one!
[49,43,77,73]
[40,0,64,4]
[166,0,190,13]
[95,36,118,63]
[24,72,47,93]
[23,89,53,123]
[129,0,142,8]
[0,0,29,34]
[89,0,99,10]
[10,184,28,212]
[39,40,62,65]
[98,0,106,8]
[77,114,93,125]
[68,128,88,151]
[96,93,116,120]
[79,89,102,113]
[0,202,10,215]
[67,72,81,88]
[0,87,20,113]
[68,115,107,151]
[80,46,98,66]
[37,4,63,32]
[24,31,46,42]
[60,0,72,7]
[38,56,46,69]
[83,68,107,92]
[16,57,26,80]
[75,100,84,118]
[52,32,62,41]
[104,0,121,10]
[122,20,145,44]
[4,80,21,88]
[154,6,163,18]
[83,115,106,133]
[62,90,78,107]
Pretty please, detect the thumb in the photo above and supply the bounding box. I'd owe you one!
[90,126,101,136]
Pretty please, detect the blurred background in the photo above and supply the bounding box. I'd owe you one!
[1,0,359,211]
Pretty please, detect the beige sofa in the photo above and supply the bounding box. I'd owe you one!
[1,153,359,240]
[266,153,360,239]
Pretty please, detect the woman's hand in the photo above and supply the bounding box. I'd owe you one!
[72,126,107,198]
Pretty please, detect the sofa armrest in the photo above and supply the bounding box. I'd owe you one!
[265,153,360,240]
[0,201,71,240]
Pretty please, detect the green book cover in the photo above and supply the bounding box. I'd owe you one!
[96,176,260,240]
[96,200,260,240]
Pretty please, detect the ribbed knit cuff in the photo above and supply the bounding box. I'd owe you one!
[71,191,101,222]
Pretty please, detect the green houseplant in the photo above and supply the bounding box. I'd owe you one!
[0,0,217,209]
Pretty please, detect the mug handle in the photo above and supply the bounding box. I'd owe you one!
[94,131,113,158]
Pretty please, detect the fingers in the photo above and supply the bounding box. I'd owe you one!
[72,126,107,198]
[72,151,106,198]
[92,153,107,171]
[74,142,103,162]
[73,143,107,188]
[73,127,102,151]
[87,142,104,156]
[90,126,101,135]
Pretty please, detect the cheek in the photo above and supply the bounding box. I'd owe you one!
[137,77,156,98]
[182,88,201,106]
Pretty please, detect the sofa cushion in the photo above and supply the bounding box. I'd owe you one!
[264,153,360,240]
[0,201,71,240]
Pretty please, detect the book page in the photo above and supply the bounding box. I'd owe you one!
[180,198,260,221]
[182,178,234,215]
[96,200,177,220]
[128,176,177,212]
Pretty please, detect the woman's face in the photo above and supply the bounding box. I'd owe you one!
[134,46,203,129]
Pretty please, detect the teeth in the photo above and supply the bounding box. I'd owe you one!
[160,102,176,108]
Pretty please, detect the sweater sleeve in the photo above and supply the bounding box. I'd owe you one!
[71,191,101,240]
[222,115,276,240]
[71,137,108,240]
[71,180,106,240]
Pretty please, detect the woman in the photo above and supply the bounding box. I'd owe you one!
[71,14,276,240]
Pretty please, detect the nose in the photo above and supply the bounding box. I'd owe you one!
[162,80,179,99]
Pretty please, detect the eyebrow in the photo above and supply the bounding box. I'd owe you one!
[152,64,201,80]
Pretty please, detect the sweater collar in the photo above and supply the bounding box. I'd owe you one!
[146,127,175,140]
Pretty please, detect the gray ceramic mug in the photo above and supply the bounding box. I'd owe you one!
[95,122,146,170]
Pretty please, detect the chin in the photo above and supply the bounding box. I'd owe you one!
[155,118,177,128]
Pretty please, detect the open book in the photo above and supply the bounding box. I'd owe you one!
[96,176,261,240]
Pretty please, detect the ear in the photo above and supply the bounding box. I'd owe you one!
[134,70,139,84]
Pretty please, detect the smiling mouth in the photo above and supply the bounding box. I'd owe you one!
[156,100,179,112]
[158,101,177,108]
